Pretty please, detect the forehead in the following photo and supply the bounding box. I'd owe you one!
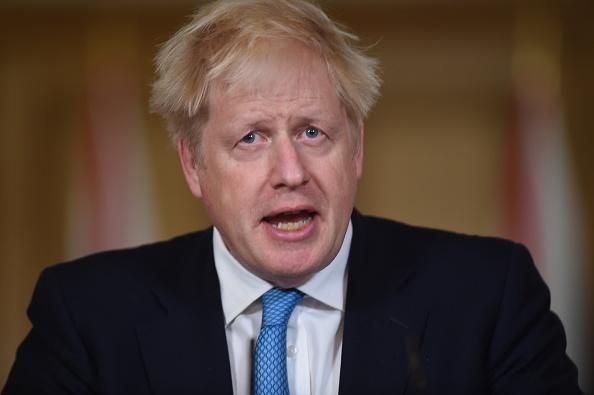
[210,39,337,105]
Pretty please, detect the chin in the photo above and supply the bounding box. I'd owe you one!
[263,257,327,286]
[266,273,312,289]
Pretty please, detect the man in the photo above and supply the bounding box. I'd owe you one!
[3,0,583,394]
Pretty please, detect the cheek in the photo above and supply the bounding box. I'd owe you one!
[201,168,259,216]
[311,161,357,210]
[329,148,359,184]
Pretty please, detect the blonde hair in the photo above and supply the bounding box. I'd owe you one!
[151,0,381,162]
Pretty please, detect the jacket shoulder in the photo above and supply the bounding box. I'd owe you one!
[355,212,519,262]
[39,229,214,314]
[350,211,536,297]
[51,229,211,280]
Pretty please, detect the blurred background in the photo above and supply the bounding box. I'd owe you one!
[1,0,592,390]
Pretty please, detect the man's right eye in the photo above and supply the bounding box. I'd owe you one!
[241,132,257,144]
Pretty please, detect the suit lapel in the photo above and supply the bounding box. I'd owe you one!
[134,213,429,394]
[339,211,429,395]
[136,229,233,395]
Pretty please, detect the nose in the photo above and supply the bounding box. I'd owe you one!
[269,137,310,189]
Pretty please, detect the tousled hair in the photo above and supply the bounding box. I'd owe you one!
[150,0,381,163]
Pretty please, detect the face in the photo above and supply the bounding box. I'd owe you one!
[179,41,363,288]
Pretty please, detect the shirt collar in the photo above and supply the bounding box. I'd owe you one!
[213,221,353,326]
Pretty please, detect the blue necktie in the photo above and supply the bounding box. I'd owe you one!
[253,288,305,395]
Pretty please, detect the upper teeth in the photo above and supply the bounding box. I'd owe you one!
[271,215,313,230]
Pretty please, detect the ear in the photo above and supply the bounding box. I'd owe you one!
[178,139,203,198]
[355,122,364,179]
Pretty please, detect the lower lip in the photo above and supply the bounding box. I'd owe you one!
[263,214,317,242]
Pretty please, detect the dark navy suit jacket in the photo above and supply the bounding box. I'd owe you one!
[3,210,583,394]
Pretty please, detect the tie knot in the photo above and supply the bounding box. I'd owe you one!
[261,288,305,327]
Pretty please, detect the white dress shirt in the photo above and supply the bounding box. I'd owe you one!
[213,222,352,395]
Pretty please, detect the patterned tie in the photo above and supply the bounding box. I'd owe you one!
[253,288,305,395]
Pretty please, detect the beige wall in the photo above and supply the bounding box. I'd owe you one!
[1,1,592,388]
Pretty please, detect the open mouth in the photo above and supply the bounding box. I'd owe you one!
[264,210,315,231]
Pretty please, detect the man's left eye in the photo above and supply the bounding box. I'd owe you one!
[303,127,321,138]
